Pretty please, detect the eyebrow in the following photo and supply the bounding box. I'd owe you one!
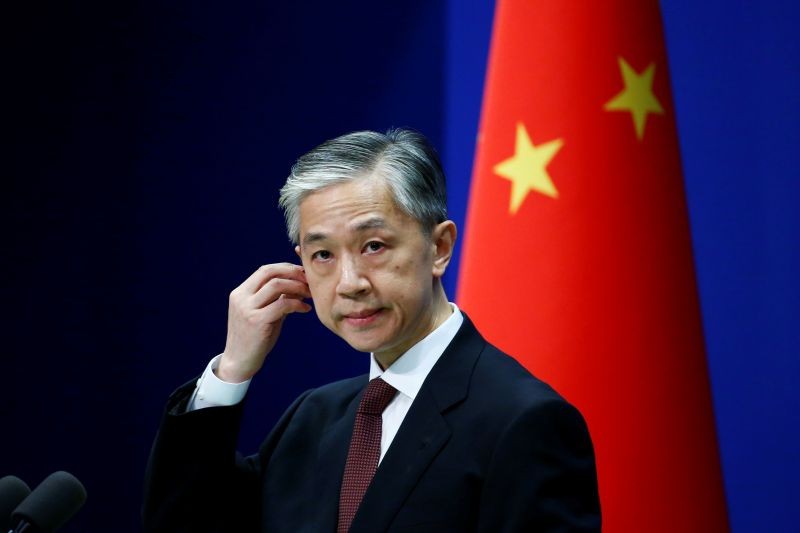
[352,217,388,232]
[301,217,389,247]
[302,232,328,247]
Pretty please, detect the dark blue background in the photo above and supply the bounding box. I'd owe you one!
[5,1,797,531]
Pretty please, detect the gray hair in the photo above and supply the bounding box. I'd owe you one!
[279,128,448,244]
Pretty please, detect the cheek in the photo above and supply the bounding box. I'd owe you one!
[308,283,335,328]
[383,263,429,306]
[306,276,335,315]
[304,276,325,306]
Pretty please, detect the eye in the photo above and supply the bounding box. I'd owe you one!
[363,241,385,254]
[311,249,332,261]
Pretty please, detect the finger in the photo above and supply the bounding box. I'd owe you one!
[239,263,306,294]
[251,278,311,308]
[261,294,313,322]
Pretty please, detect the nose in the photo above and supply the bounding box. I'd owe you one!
[336,254,371,298]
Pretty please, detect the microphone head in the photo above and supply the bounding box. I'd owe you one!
[1,475,31,529]
[11,471,87,532]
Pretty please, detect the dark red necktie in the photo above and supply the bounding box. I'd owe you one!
[337,377,397,533]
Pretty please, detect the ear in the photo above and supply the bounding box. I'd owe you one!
[431,220,457,279]
[294,245,302,259]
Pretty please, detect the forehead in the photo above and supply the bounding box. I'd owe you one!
[298,177,411,242]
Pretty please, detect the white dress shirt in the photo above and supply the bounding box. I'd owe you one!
[188,303,464,463]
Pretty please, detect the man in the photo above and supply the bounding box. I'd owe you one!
[143,129,601,532]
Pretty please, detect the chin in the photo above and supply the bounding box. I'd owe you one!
[342,336,386,354]
[338,329,393,355]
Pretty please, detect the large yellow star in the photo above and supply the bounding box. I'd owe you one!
[604,57,664,140]
[493,123,563,214]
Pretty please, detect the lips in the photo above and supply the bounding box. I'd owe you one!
[342,308,383,326]
[345,309,380,319]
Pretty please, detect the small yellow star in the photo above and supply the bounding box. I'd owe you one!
[493,122,563,214]
[604,57,664,140]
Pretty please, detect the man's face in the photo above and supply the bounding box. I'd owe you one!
[296,177,444,364]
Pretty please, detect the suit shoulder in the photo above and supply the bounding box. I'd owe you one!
[296,373,367,414]
[256,373,367,455]
[472,342,574,413]
[308,372,366,396]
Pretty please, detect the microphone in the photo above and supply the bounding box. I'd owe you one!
[10,471,86,533]
[1,476,31,530]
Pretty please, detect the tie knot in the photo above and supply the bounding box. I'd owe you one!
[358,378,397,414]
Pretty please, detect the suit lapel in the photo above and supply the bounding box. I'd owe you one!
[349,315,486,532]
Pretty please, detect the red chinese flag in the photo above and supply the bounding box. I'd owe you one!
[457,1,728,531]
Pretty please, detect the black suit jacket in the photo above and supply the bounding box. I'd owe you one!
[143,315,600,532]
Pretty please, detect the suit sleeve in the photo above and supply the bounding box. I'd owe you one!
[141,379,311,533]
[477,399,601,532]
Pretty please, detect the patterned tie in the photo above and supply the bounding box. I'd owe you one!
[337,377,397,533]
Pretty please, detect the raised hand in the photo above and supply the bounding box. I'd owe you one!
[217,263,312,382]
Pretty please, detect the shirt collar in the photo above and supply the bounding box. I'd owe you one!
[369,303,464,401]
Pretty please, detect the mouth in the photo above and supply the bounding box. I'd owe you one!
[342,308,383,327]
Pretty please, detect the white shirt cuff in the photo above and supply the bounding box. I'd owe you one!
[187,354,251,411]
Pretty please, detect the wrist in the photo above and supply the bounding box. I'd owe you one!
[215,354,255,383]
